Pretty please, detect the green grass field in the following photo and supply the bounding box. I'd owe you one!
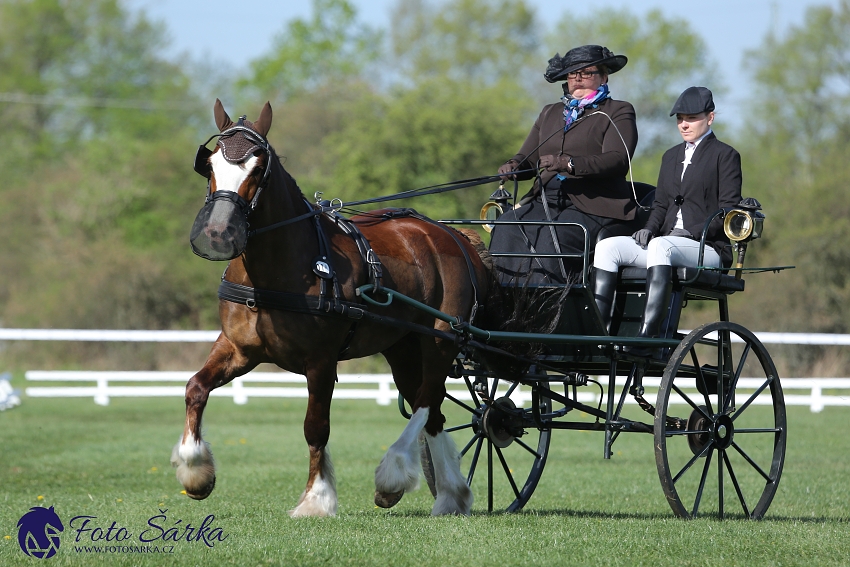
[1,387,849,566]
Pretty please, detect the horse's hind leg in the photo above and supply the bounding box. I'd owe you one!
[424,431,472,515]
[172,335,254,500]
[418,337,472,516]
[290,359,338,518]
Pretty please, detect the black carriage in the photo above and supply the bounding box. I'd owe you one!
[371,185,790,520]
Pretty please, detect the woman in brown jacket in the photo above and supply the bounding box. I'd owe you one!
[491,44,640,284]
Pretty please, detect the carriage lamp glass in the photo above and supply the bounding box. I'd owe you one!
[480,201,505,233]
[723,209,764,242]
[480,184,512,233]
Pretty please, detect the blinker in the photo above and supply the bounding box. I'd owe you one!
[194,144,213,178]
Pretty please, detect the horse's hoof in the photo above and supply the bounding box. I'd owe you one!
[185,476,216,500]
[374,489,404,508]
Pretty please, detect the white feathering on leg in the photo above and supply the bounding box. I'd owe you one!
[374,407,429,494]
[426,431,473,515]
[289,447,338,518]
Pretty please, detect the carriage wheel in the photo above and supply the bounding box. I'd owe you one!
[442,376,551,512]
[654,321,786,519]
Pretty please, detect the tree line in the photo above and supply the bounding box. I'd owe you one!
[1,0,848,375]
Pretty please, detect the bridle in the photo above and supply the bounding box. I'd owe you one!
[193,117,274,212]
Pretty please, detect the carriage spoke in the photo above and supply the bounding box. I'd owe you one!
[513,436,544,459]
[489,377,501,400]
[723,449,751,517]
[495,446,522,500]
[504,380,520,399]
[717,449,725,519]
[725,342,752,412]
[691,448,714,518]
[717,330,726,408]
[672,383,712,419]
[691,347,714,414]
[463,375,482,408]
[730,377,773,422]
[731,441,773,483]
[487,441,494,512]
[460,432,481,458]
[445,422,474,433]
[445,392,480,416]
[672,440,713,483]
[466,436,484,486]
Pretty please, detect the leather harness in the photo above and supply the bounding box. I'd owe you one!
[217,205,482,358]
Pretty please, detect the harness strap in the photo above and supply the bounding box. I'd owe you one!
[218,280,461,344]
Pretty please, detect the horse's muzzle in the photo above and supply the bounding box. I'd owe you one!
[190,191,250,261]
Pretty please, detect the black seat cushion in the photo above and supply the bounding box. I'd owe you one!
[619,266,745,292]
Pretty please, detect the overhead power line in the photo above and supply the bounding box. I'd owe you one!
[0,92,199,111]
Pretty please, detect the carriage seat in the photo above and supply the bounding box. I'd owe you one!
[619,265,745,293]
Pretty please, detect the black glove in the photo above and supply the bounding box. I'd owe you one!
[667,228,693,239]
[632,229,653,249]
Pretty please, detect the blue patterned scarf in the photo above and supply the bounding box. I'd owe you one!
[562,84,610,131]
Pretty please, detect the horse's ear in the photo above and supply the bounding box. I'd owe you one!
[254,102,272,137]
[214,98,233,132]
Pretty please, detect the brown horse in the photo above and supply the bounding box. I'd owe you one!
[171,100,488,516]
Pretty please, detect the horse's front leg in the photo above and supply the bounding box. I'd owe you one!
[289,359,338,518]
[172,334,254,500]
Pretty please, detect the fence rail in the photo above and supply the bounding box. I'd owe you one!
[24,371,850,413]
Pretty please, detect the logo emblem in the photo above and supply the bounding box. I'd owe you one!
[17,506,64,559]
[313,258,332,279]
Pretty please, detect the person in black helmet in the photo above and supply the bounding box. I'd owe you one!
[491,44,641,284]
[591,86,742,346]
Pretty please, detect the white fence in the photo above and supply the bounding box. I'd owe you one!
[6,328,850,413]
[23,371,850,413]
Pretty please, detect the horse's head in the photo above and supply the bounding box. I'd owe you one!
[189,99,275,261]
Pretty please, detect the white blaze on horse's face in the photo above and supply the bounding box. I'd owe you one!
[210,151,260,195]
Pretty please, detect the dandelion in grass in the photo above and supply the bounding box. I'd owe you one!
[239,438,247,445]
[4,535,11,540]
[37,495,44,501]
[116,499,123,503]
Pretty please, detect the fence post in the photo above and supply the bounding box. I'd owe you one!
[232,377,247,405]
[377,375,392,406]
[811,383,824,413]
[95,377,109,406]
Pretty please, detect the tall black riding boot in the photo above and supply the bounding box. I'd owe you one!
[638,265,673,339]
[592,268,618,333]
[626,265,673,357]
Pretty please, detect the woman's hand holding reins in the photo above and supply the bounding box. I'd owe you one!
[498,159,520,180]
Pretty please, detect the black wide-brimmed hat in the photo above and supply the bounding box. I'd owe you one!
[544,45,628,83]
[670,86,715,116]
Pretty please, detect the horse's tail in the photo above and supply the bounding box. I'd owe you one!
[456,229,569,364]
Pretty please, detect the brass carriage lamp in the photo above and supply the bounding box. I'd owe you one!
[723,197,765,279]
[480,183,513,233]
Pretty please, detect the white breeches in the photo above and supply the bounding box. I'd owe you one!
[593,235,721,273]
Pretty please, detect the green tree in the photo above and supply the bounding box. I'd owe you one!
[389,0,539,83]
[0,0,217,351]
[238,0,382,104]
[732,1,850,343]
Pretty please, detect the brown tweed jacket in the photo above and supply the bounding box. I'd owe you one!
[508,97,638,221]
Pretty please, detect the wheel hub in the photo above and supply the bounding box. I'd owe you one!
[481,397,524,448]
[687,407,735,455]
